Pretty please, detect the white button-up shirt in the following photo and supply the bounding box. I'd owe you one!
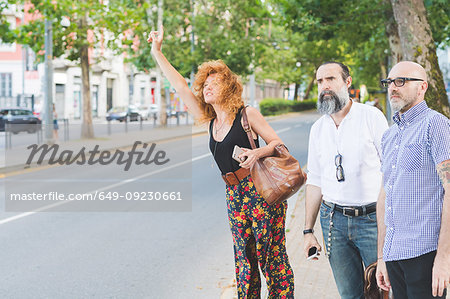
[306,101,389,206]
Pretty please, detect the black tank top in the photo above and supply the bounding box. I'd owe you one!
[209,107,260,174]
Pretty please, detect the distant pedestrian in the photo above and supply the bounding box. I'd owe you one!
[53,104,59,140]
[366,97,384,113]
[376,61,450,299]
[303,61,388,299]
[148,26,294,298]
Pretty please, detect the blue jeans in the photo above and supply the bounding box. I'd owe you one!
[319,201,378,299]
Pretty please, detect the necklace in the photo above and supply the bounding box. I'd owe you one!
[212,139,218,169]
[214,118,227,137]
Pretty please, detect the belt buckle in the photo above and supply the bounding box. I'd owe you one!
[343,207,357,217]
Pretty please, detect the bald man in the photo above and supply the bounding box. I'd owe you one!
[376,61,450,299]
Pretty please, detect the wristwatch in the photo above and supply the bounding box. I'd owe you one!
[303,228,314,235]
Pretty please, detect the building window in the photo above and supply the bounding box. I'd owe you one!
[141,87,145,105]
[92,85,98,117]
[0,73,12,97]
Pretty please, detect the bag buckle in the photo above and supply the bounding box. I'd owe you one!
[225,172,239,185]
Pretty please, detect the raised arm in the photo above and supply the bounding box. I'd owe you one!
[148,26,202,119]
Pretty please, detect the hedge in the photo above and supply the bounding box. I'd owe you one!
[259,98,317,116]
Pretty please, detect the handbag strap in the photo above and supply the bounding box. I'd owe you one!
[241,106,257,149]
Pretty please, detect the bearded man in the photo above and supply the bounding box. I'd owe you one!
[302,62,389,299]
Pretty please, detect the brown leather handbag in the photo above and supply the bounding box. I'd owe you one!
[242,107,306,205]
[364,262,392,299]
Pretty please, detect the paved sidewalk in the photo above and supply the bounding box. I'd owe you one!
[284,188,339,299]
[221,186,339,299]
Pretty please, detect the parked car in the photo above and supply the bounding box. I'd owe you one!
[136,106,149,120]
[147,104,159,120]
[149,104,159,115]
[0,107,42,134]
[135,104,159,121]
[106,106,141,122]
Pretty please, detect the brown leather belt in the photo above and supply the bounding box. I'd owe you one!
[222,167,250,186]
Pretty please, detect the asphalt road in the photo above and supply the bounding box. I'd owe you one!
[0,111,319,298]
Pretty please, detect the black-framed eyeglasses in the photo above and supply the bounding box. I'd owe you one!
[380,77,424,88]
[335,154,345,182]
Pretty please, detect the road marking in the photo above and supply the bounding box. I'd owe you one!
[0,152,212,225]
[294,124,303,128]
[275,127,292,134]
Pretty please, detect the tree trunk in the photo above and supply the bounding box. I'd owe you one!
[293,82,299,101]
[383,0,403,65]
[304,76,315,100]
[80,15,94,138]
[390,0,449,117]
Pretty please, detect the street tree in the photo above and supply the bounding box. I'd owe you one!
[9,0,144,138]
[272,0,449,115]
[126,0,269,81]
[390,0,449,117]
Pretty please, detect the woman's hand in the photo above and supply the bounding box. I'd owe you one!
[238,148,260,169]
[147,25,164,53]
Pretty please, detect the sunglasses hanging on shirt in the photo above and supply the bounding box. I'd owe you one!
[335,154,345,182]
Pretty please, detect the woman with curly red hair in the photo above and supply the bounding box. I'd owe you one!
[148,26,294,298]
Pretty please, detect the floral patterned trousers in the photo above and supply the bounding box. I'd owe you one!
[226,175,294,299]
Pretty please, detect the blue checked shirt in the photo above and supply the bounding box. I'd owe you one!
[381,101,450,261]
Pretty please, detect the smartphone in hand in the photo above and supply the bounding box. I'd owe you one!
[307,246,319,260]
[232,145,246,163]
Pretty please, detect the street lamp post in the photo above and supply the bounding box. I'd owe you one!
[44,18,54,144]
[189,0,195,86]
[43,16,70,144]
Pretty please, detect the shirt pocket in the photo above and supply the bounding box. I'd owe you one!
[400,143,425,172]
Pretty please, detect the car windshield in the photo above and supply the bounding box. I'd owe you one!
[15,110,33,116]
[0,109,33,116]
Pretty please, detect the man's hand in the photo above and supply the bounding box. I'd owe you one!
[376,259,391,292]
[303,233,321,260]
[432,252,450,297]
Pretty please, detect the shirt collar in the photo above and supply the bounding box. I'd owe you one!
[393,100,428,125]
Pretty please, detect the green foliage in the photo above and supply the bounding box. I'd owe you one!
[8,0,143,64]
[260,98,292,115]
[291,99,317,112]
[268,0,448,92]
[259,98,316,116]
[126,0,268,77]
[424,0,450,47]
